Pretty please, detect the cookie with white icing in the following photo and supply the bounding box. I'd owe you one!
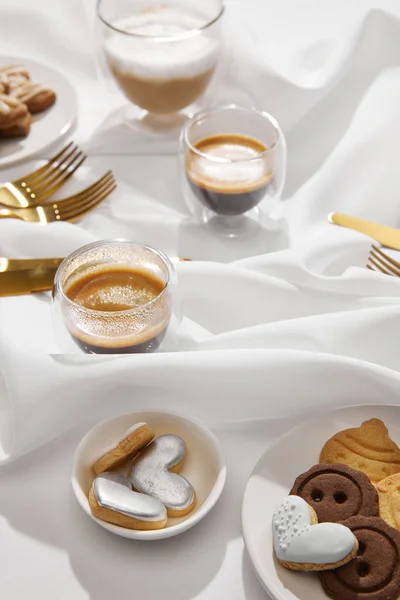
[11,82,56,114]
[0,111,31,138]
[89,472,167,530]
[273,495,358,571]
[0,94,28,128]
[129,434,195,517]
[0,65,30,81]
[0,73,9,94]
[92,422,155,475]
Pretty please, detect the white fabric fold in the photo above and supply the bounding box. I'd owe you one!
[1,0,400,465]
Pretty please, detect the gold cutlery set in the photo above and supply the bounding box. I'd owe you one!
[329,212,400,276]
[0,142,116,222]
[0,142,117,296]
[1,146,400,298]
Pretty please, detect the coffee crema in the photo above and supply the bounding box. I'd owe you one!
[185,134,273,216]
[104,8,219,114]
[64,267,169,354]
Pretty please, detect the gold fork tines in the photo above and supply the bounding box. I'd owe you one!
[366,245,400,276]
[0,171,116,224]
[0,142,87,208]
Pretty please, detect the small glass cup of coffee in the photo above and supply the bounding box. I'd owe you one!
[52,241,179,354]
[181,105,287,234]
[96,0,224,130]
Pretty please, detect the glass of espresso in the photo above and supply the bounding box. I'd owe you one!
[96,0,224,128]
[181,105,286,234]
[52,241,178,354]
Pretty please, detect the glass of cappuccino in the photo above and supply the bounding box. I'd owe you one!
[52,241,180,354]
[96,0,224,131]
[181,105,287,235]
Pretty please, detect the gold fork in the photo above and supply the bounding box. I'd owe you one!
[0,171,116,224]
[0,142,87,208]
[366,245,400,276]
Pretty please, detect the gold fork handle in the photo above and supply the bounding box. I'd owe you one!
[0,207,20,219]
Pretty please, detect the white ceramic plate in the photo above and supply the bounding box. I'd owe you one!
[0,56,77,168]
[72,410,227,540]
[242,405,400,600]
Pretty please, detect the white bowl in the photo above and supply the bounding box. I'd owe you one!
[72,410,227,540]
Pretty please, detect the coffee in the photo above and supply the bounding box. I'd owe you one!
[104,8,219,114]
[185,134,273,216]
[64,267,169,354]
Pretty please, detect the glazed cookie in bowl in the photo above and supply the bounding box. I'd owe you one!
[72,410,226,540]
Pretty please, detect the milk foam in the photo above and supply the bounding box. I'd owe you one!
[104,8,219,80]
[189,142,271,191]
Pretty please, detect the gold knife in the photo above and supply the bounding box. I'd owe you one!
[0,256,190,297]
[329,213,400,251]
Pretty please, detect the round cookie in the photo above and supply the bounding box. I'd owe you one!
[92,422,155,475]
[290,463,379,523]
[376,473,400,530]
[320,419,400,483]
[89,472,167,530]
[272,495,358,571]
[319,516,400,600]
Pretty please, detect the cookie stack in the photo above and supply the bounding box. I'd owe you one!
[0,65,56,139]
[88,422,196,531]
[273,418,400,600]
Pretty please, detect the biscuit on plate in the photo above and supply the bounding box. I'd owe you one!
[376,472,400,530]
[272,495,358,571]
[92,422,155,475]
[320,418,400,483]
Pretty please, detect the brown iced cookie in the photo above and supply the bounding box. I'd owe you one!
[11,83,56,114]
[0,73,9,94]
[319,516,400,600]
[92,422,155,475]
[290,463,379,523]
[0,65,30,81]
[320,419,400,483]
[0,94,28,128]
[376,473,400,530]
[0,111,31,138]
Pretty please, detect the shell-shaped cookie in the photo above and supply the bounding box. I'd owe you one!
[376,473,400,530]
[320,419,400,483]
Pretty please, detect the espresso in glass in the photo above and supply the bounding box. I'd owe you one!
[185,133,272,216]
[52,241,174,354]
[181,106,286,233]
[64,266,168,353]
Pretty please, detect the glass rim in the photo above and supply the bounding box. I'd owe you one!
[54,240,173,317]
[182,104,283,163]
[96,0,225,40]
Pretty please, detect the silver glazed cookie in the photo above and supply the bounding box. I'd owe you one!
[89,472,167,530]
[129,434,195,517]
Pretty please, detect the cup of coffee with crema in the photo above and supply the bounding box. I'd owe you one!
[181,105,287,233]
[52,241,179,354]
[96,0,224,121]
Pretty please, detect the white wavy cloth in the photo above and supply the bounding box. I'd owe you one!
[1,1,400,599]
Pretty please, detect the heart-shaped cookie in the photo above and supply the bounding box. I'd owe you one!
[89,472,167,530]
[273,496,358,571]
[129,434,195,517]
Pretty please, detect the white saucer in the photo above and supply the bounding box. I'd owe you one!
[0,56,77,168]
[242,405,400,600]
[72,410,227,540]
